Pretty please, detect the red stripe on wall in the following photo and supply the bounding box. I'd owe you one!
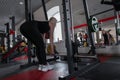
[74,23,87,29]
[74,15,120,29]
[98,16,115,22]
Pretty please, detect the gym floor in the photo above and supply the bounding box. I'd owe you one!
[1,55,120,80]
[0,55,69,80]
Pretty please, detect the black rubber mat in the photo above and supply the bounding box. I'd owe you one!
[79,58,120,80]
[0,59,31,79]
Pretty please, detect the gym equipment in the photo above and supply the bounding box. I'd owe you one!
[4,23,11,62]
[5,23,10,52]
[115,12,120,35]
[46,44,60,62]
[89,16,99,32]
[41,0,48,20]
[1,41,24,63]
[62,0,75,74]
[101,0,120,11]
[59,0,99,79]
[74,54,97,59]
[101,0,120,44]
[19,0,38,69]
[9,16,16,46]
[60,0,120,79]
[82,0,96,55]
[47,44,56,54]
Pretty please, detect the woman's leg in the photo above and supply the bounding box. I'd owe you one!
[20,23,47,65]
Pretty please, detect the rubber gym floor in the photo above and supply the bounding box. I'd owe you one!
[0,55,120,80]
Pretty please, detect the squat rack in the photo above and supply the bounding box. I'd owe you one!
[59,0,98,79]
[60,0,120,79]
[62,0,75,74]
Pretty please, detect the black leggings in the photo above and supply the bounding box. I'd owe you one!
[20,22,47,65]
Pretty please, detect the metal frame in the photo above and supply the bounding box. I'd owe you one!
[24,0,30,21]
[20,0,32,67]
[62,0,75,74]
[83,0,96,55]
[20,0,37,68]
[90,8,114,17]
[59,0,99,79]
[5,22,10,62]
[5,23,10,52]
[41,0,48,20]
[9,16,15,46]
[60,0,120,79]
[114,11,119,44]
[90,8,119,45]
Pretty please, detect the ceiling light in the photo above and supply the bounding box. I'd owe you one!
[19,2,23,5]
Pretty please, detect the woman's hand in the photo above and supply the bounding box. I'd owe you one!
[50,43,54,54]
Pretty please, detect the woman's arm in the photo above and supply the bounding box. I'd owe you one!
[49,17,57,54]
[49,26,54,54]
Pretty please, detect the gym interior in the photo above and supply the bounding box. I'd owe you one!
[0,0,120,80]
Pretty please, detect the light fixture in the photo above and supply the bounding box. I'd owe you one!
[19,2,24,5]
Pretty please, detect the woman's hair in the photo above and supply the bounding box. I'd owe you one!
[49,17,57,23]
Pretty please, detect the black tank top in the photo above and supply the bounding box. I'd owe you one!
[35,20,50,34]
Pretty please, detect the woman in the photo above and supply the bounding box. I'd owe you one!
[20,17,57,72]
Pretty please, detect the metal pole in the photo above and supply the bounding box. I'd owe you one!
[24,0,30,21]
[69,0,74,41]
[62,0,75,74]
[41,0,48,20]
[5,23,10,62]
[114,10,119,44]
[10,16,15,46]
[29,0,33,20]
[82,0,96,54]
[116,11,120,43]
[41,0,48,47]
[116,11,120,31]
[24,0,32,64]
[5,23,10,52]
